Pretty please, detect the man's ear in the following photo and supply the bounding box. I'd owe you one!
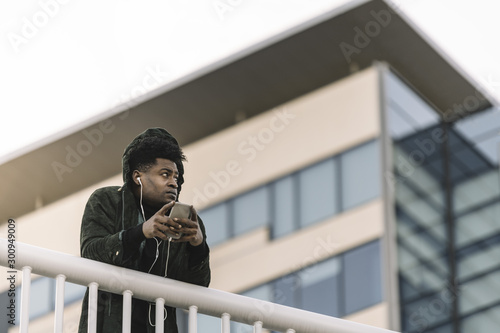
[132,170,142,186]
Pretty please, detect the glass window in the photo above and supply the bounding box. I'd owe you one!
[453,170,500,215]
[387,103,416,139]
[196,313,220,333]
[200,203,229,246]
[385,71,440,132]
[455,202,500,248]
[15,277,54,322]
[459,270,500,315]
[425,323,454,333]
[299,256,342,317]
[298,158,338,227]
[457,242,500,281]
[461,304,500,333]
[401,292,452,333]
[475,136,500,165]
[454,107,500,150]
[272,175,296,238]
[274,274,297,307]
[64,281,86,304]
[344,241,382,314]
[233,187,269,236]
[231,285,272,333]
[340,140,380,210]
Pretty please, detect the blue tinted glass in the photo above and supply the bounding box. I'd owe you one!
[231,285,272,333]
[16,277,54,322]
[298,158,337,227]
[233,187,269,236]
[300,256,342,317]
[341,140,380,210]
[272,175,296,238]
[344,241,382,314]
[200,203,229,246]
[64,281,86,304]
[197,313,220,333]
[385,72,439,135]
[274,274,298,307]
[461,304,500,332]
[459,270,500,315]
[401,292,452,332]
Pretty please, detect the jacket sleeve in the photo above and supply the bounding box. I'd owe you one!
[80,188,141,267]
[179,216,211,287]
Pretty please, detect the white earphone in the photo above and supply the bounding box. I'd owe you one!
[137,177,142,186]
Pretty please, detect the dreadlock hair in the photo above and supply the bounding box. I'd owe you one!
[127,136,186,192]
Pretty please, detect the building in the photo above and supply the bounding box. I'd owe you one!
[1,0,499,332]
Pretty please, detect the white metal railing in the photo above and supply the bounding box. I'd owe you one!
[0,239,400,333]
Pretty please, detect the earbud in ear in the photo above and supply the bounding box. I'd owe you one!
[137,177,142,185]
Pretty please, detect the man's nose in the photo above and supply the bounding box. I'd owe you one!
[168,177,178,188]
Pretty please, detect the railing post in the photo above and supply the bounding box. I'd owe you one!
[221,312,230,333]
[88,282,99,333]
[189,305,198,333]
[155,298,165,333]
[122,290,133,333]
[19,266,32,333]
[253,320,263,333]
[0,239,401,333]
[54,274,66,333]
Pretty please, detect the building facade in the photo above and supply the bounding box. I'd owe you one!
[1,1,499,332]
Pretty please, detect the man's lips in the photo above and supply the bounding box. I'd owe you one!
[166,191,177,198]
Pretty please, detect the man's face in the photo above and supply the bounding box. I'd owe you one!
[138,158,179,209]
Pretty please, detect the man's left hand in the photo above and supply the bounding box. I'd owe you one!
[169,205,203,246]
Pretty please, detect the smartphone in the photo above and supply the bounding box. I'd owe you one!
[167,202,192,239]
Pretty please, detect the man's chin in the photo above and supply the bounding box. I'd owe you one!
[165,197,176,205]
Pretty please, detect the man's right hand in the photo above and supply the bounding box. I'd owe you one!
[142,201,181,240]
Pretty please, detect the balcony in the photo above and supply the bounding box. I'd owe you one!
[0,238,399,333]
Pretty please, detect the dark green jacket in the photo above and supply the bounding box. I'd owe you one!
[78,184,210,332]
[78,128,210,332]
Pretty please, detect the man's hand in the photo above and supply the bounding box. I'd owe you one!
[171,205,203,247]
[142,201,176,240]
[142,203,203,246]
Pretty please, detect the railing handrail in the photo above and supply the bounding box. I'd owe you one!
[0,239,399,333]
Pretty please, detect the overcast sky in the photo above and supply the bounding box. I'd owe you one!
[1,0,499,160]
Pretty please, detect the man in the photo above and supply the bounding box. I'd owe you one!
[78,128,211,332]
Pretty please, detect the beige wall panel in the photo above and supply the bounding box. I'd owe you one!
[181,67,380,209]
[0,176,121,292]
[210,199,384,292]
[0,174,122,256]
